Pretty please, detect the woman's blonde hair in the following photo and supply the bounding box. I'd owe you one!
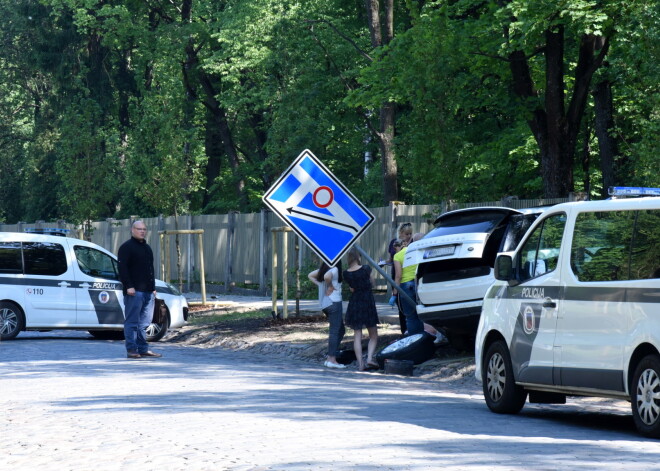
[397,222,413,236]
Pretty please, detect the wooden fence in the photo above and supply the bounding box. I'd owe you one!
[0,197,570,293]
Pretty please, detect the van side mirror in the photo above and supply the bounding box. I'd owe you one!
[494,255,514,282]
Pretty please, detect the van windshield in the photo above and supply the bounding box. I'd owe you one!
[425,210,512,239]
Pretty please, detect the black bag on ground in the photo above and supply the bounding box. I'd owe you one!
[336,349,357,365]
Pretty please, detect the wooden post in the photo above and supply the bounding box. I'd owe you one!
[198,232,206,304]
[282,229,288,319]
[271,230,278,317]
[158,229,206,304]
[159,233,166,280]
[259,209,268,295]
[224,211,236,293]
[295,236,300,317]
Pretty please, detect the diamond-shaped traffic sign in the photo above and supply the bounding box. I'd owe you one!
[262,149,374,266]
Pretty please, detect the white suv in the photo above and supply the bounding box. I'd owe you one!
[404,206,546,347]
[475,188,660,437]
[0,232,189,341]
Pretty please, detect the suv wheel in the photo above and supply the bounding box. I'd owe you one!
[483,340,527,414]
[632,355,660,438]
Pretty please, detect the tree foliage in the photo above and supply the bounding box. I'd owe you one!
[0,0,657,224]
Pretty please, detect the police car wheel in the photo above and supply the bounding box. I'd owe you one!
[0,301,25,340]
[483,340,527,414]
[631,355,660,438]
[375,332,435,368]
[146,319,169,342]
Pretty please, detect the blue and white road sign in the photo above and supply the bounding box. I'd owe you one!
[263,149,375,266]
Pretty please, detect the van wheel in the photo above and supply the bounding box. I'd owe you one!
[483,340,527,414]
[0,301,24,340]
[146,318,169,342]
[632,355,660,438]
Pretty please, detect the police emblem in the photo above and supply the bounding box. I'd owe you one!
[523,305,536,334]
[98,291,110,304]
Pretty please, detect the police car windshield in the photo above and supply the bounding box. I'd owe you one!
[425,210,511,239]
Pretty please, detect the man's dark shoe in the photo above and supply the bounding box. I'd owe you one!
[127,352,141,359]
[140,351,162,358]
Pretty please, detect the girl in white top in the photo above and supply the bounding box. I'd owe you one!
[308,261,345,368]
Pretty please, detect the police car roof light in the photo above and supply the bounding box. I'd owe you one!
[24,228,71,236]
[607,186,660,197]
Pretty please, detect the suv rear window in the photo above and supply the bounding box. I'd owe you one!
[425,210,512,238]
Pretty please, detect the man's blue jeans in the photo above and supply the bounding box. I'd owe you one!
[398,281,424,335]
[323,301,345,357]
[124,291,155,353]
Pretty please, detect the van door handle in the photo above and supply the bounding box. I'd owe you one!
[58,281,71,288]
[543,299,557,308]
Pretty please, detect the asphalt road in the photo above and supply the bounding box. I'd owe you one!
[2,331,659,470]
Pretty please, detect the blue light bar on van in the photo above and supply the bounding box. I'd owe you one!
[25,228,71,236]
[608,187,660,197]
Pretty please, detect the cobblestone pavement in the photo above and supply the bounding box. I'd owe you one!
[2,331,659,471]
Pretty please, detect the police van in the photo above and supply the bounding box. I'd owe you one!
[475,187,660,437]
[0,231,189,341]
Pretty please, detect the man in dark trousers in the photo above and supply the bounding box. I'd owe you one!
[118,220,162,359]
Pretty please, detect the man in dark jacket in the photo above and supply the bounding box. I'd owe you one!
[118,220,162,359]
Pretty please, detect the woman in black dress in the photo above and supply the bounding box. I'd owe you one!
[343,247,379,370]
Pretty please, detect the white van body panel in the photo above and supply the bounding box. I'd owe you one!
[477,196,660,400]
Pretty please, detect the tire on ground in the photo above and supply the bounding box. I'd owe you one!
[375,332,436,368]
[631,354,660,438]
[0,301,25,340]
[482,339,527,414]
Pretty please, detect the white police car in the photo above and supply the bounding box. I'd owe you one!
[0,231,188,341]
[404,206,546,348]
[475,187,660,437]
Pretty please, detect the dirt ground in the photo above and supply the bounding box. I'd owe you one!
[164,303,480,390]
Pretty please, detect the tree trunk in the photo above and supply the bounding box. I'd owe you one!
[593,79,618,197]
[508,30,609,198]
[364,0,398,204]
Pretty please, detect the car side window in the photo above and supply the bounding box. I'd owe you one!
[74,246,120,280]
[0,242,23,274]
[571,211,634,282]
[22,242,68,276]
[517,213,566,282]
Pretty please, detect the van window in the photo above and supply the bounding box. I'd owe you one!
[573,209,660,281]
[571,211,634,282]
[0,242,23,274]
[22,242,68,276]
[631,210,660,279]
[517,213,566,282]
[74,246,119,280]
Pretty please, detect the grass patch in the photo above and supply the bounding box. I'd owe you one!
[188,309,270,325]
